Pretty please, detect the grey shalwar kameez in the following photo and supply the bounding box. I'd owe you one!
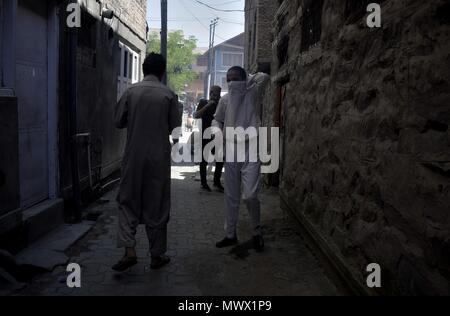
[114,75,181,257]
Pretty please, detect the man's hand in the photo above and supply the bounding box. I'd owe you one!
[248,72,270,91]
[194,100,216,119]
[205,100,217,108]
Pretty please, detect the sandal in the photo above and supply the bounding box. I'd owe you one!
[112,256,138,272]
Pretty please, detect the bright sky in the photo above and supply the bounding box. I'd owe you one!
[147,0,245,48]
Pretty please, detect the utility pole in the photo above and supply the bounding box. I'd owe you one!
[206,18,218,97]
[161,0,168,85]
[211,18,218,90]
[205,22,213,98]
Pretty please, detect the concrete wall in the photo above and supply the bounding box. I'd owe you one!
[0,96,21,235]
[267,0,450,295]
[0,0,16,89]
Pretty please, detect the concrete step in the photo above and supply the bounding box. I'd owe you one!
[0,221,95,295]
[23,199,64,244]
[16,221,95,272]
[0,266,25,295]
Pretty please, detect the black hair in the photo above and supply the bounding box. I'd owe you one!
[227,66,247,81]
[143,52,167,78]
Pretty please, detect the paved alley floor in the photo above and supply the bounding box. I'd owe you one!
[15,166,343,296]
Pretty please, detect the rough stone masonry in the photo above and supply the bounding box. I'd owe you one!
[262,0,450,295]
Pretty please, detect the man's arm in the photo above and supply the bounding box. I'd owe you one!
[248,73,270,120]
[114,90,129,129]
[249,73,270,94]
[193,99,210,119]
[212,96,227,131]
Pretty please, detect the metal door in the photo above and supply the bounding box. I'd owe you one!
[16,0,49,208]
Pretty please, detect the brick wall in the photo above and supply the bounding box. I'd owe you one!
[102,0,147,41]
[245,0,277,73]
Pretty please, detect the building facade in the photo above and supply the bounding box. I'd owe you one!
[247,0,450,295]
[185,47,208,104]
[204,33,244,96]
[0,0,147,252]
[244,0,277,74]
[60,0,148,200]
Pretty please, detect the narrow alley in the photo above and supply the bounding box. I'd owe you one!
[1,0,449,300]
[15,162,343,296]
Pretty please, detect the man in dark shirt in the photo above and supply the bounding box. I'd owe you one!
[194,86,224,192]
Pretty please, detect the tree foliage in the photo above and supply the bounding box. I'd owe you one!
[147,30,198,95]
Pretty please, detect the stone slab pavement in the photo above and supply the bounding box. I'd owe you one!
[14,166,344,296]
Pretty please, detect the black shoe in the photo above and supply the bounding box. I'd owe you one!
[201,184,212,192]
[213,182,225,193]
[112,256,138,272]
[216,237,238,249]
[253,235,265,253]
[151,255,171,270]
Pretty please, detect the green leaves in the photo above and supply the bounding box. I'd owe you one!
[147,31,199,94]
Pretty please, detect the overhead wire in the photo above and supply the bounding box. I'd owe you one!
[179,0,229,41]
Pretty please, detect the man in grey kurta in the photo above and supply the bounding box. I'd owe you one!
[112,53,181,272]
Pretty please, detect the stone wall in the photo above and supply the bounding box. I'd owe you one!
[82,0,147,41]
[269,0,450,295]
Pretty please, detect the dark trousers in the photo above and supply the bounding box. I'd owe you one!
[200,139,224,185]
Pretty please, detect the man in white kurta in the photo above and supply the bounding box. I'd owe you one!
[112,53,181,272]
[212,66,270,252]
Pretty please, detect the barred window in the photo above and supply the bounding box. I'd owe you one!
[117,43,140,100]
[222,53,243,67]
